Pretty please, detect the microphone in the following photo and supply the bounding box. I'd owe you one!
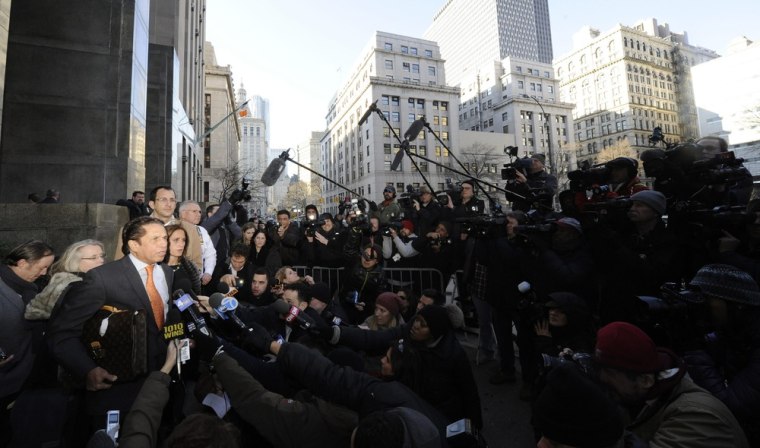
[172,286,212,337]
[358,99,378,126]
[390,146,406,171]
[403,118,426,141]
[163,308,186,341]
[261,150,290,186]
[217,282,239,297]
[209,292,247,330]
[271,299,313,331]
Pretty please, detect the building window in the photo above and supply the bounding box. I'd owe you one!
[391,112,400,122]
[547,86,554,93]
[518,80,524,89]
[416,99,424,109]
[403,62,410,72]
[441,117,448,126]
[381,95,390,105]
[441,131,449,141]
[391,96,400,106]
[412,64,420,74]
[516,66,522,73]
[440,102,448,111]
[428,66,436,76]
[385,60,393,69]
[410,47,418,55]
[425,49,433,57]
[401,45,408,54]
[433,116,440,125]
[408,113,415,122]
[384,42,392,51]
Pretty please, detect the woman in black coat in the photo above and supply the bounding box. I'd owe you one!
[248,229,281,279]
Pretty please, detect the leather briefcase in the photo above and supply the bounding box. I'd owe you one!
[81,305,148,382]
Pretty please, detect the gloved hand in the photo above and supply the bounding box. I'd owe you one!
[192,331,224,363]
[241,321,275,355]
[228,189,244,205]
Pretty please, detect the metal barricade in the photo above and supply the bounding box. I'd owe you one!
[290,266,445,298]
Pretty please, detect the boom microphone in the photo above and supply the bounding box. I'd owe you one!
[403,118,426,142]
[261,149,290,186]
[390,146,406,171]
[271,299,314,331]
[358,99,378,126]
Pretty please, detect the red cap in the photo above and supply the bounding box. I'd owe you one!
[595,322,661,373]
[375,292,400,317]
[401,219,415,233]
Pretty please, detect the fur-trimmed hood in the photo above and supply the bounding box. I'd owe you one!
[24,272,82,320]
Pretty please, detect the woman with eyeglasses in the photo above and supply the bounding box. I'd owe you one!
[25,239,104,321]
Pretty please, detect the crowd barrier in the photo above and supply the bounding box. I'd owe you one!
[291,265,446,298]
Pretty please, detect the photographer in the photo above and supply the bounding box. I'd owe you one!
[413,221,464,287]
[385,219,421,268]
[696,136,753,206]
[605,156,649,197]
[268,209,303,266]
[341,222,388,324]
[591,190,683,323]
[716,199,760,284]
[378,185,401,225]
[506,154,557,214]
[683,264,760,446]
[410,186,442,237]
[303,212,346,268]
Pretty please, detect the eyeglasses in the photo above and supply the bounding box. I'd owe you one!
[362,253,377,261]
[155,197,176,204]
[81,254,107,261]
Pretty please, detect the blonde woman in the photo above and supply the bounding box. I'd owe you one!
[25,239,105,320]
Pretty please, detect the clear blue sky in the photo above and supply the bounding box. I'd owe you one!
[206,0,758,149]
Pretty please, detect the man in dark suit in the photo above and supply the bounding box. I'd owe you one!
[47,216,173,425]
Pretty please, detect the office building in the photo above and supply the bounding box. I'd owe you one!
[555,18,719,166]
[202,42,241,203]
[425,0,553,88]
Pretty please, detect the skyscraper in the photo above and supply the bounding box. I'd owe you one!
[425,0,553,87]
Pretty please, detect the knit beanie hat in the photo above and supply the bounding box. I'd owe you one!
[630,190,666,215]
[401,219,415,233]
[417,305,452,340]
[532,365,624,448]
[595,322,661,373]
[689,264,760,306]
[376,292,401,317]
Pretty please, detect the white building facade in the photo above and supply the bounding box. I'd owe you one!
[692,37,760,176]
[555,18,719,166]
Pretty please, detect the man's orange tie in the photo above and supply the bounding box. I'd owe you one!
[145,264,164,328]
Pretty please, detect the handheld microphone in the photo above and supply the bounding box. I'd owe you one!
[163,308,186,341]
[403,118,426,141]
[358,99,378,126]
[217,282,239,297]
[172,284,211,337]
[209,292,248,330]
[271,299,313,331]
[261,150,290,186]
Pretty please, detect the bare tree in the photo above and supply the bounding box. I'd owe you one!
[455,143,504,185]
[210,163,265,204]
[282,179,310,214]
[595,139,637,165]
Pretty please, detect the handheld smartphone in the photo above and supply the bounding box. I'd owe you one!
[0,347,7,361]
[106,410,120,441]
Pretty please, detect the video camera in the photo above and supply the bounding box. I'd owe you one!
[397,185,421,211]
[380,219,404,237]
[567,164,610,193]
[501,157,533,181]
[302,216,326,237]
[240,178,252,202]
[635,282,709,348]
[455,214,506,239]
[437,177,462,207]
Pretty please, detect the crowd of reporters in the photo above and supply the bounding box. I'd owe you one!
[0,133,759,447]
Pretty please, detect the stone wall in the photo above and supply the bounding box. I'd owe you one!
[0,203,128,259]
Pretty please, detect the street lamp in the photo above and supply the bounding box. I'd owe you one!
[179,100,250,148]
[523,95,554,177]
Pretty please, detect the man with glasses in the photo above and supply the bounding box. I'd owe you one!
[113,186,202,270]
